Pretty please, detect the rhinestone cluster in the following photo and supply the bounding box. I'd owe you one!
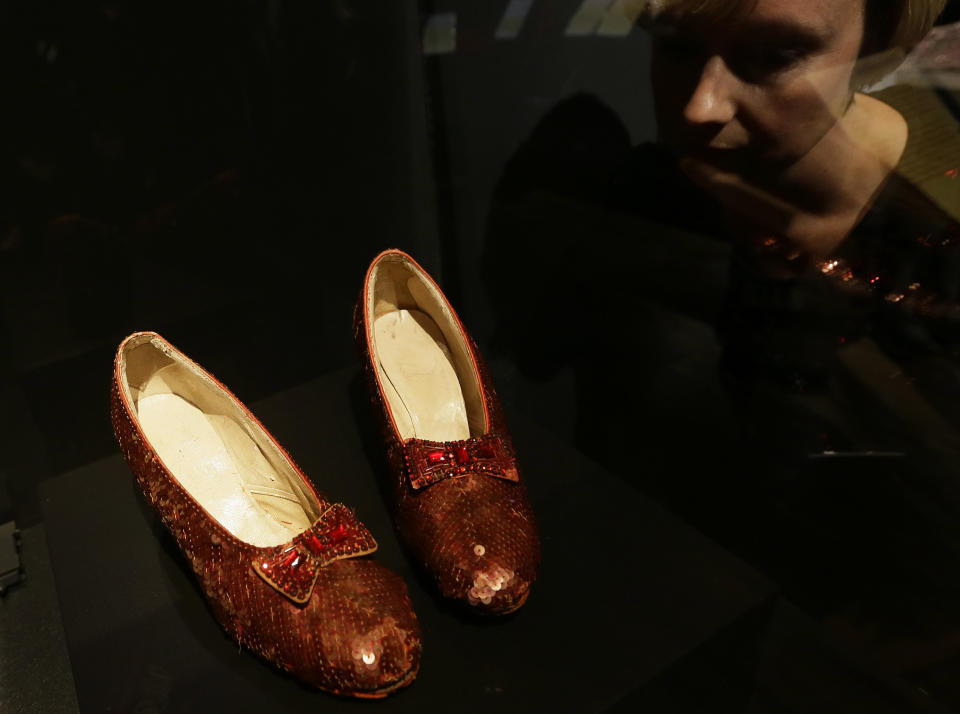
[403,434,519,490]
[253,504,377,604]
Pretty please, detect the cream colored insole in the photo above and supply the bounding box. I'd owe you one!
[137,388,310,547]
[374,309,469,442]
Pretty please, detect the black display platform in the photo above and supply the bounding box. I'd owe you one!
[41,366,773,712]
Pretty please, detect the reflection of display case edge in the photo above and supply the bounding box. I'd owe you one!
[0,521,25,596]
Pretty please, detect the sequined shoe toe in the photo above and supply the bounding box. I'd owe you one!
[354,250,541,615]
[111,332,421,697]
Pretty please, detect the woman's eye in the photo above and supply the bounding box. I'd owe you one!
[651,23,703,62]
[735,46,806,78]
[652,30,704,63]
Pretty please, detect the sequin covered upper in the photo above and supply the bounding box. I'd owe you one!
[111,332,421,697]
[354,251,541,614]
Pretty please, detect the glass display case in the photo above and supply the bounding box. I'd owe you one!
[2,0,960,711]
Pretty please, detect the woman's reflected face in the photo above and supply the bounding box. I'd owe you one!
[650,0,867,174]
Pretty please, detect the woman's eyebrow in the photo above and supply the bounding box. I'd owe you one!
[645,13,831,48]
[739,17,832,46]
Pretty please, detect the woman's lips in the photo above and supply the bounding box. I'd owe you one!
[673,145,745,175]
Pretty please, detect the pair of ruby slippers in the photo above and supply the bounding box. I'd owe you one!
[110,249,540,698]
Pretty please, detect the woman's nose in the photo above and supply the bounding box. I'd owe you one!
[683,55,738,126]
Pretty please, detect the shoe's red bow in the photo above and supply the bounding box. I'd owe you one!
[252,503,377,604]
[403,434,519,490]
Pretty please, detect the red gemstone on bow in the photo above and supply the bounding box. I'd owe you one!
[475,443,495,459]
[403,435,520,490]
[252,503,378,604]
[328,523,349,544]
[306,534,326,555]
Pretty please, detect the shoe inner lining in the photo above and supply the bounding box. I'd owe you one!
[369,258,486,443]
[374,309,469,443]
[123,338,316,547]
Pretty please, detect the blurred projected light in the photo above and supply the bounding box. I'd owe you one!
[423,12,457,55]
[566,0,613,36]
[595,0,642,37]
[36,40,59,63]
[495,0,535,40]
[567,0,643,37]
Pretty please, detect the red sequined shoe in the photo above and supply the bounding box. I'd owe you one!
[354,249,541,615]
[110,332,421,697]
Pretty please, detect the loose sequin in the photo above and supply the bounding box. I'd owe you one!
[468,565,515,607]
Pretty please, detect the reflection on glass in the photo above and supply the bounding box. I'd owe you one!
[423,11,458,55]
[495,0,536,40]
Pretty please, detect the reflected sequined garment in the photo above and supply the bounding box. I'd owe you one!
[715,169,960,394]
[815,214,960,320]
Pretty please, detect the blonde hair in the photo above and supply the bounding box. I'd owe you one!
[884,0,948,49]
[636,0,947,51]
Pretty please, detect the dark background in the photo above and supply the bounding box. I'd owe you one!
[0,0,441,526]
